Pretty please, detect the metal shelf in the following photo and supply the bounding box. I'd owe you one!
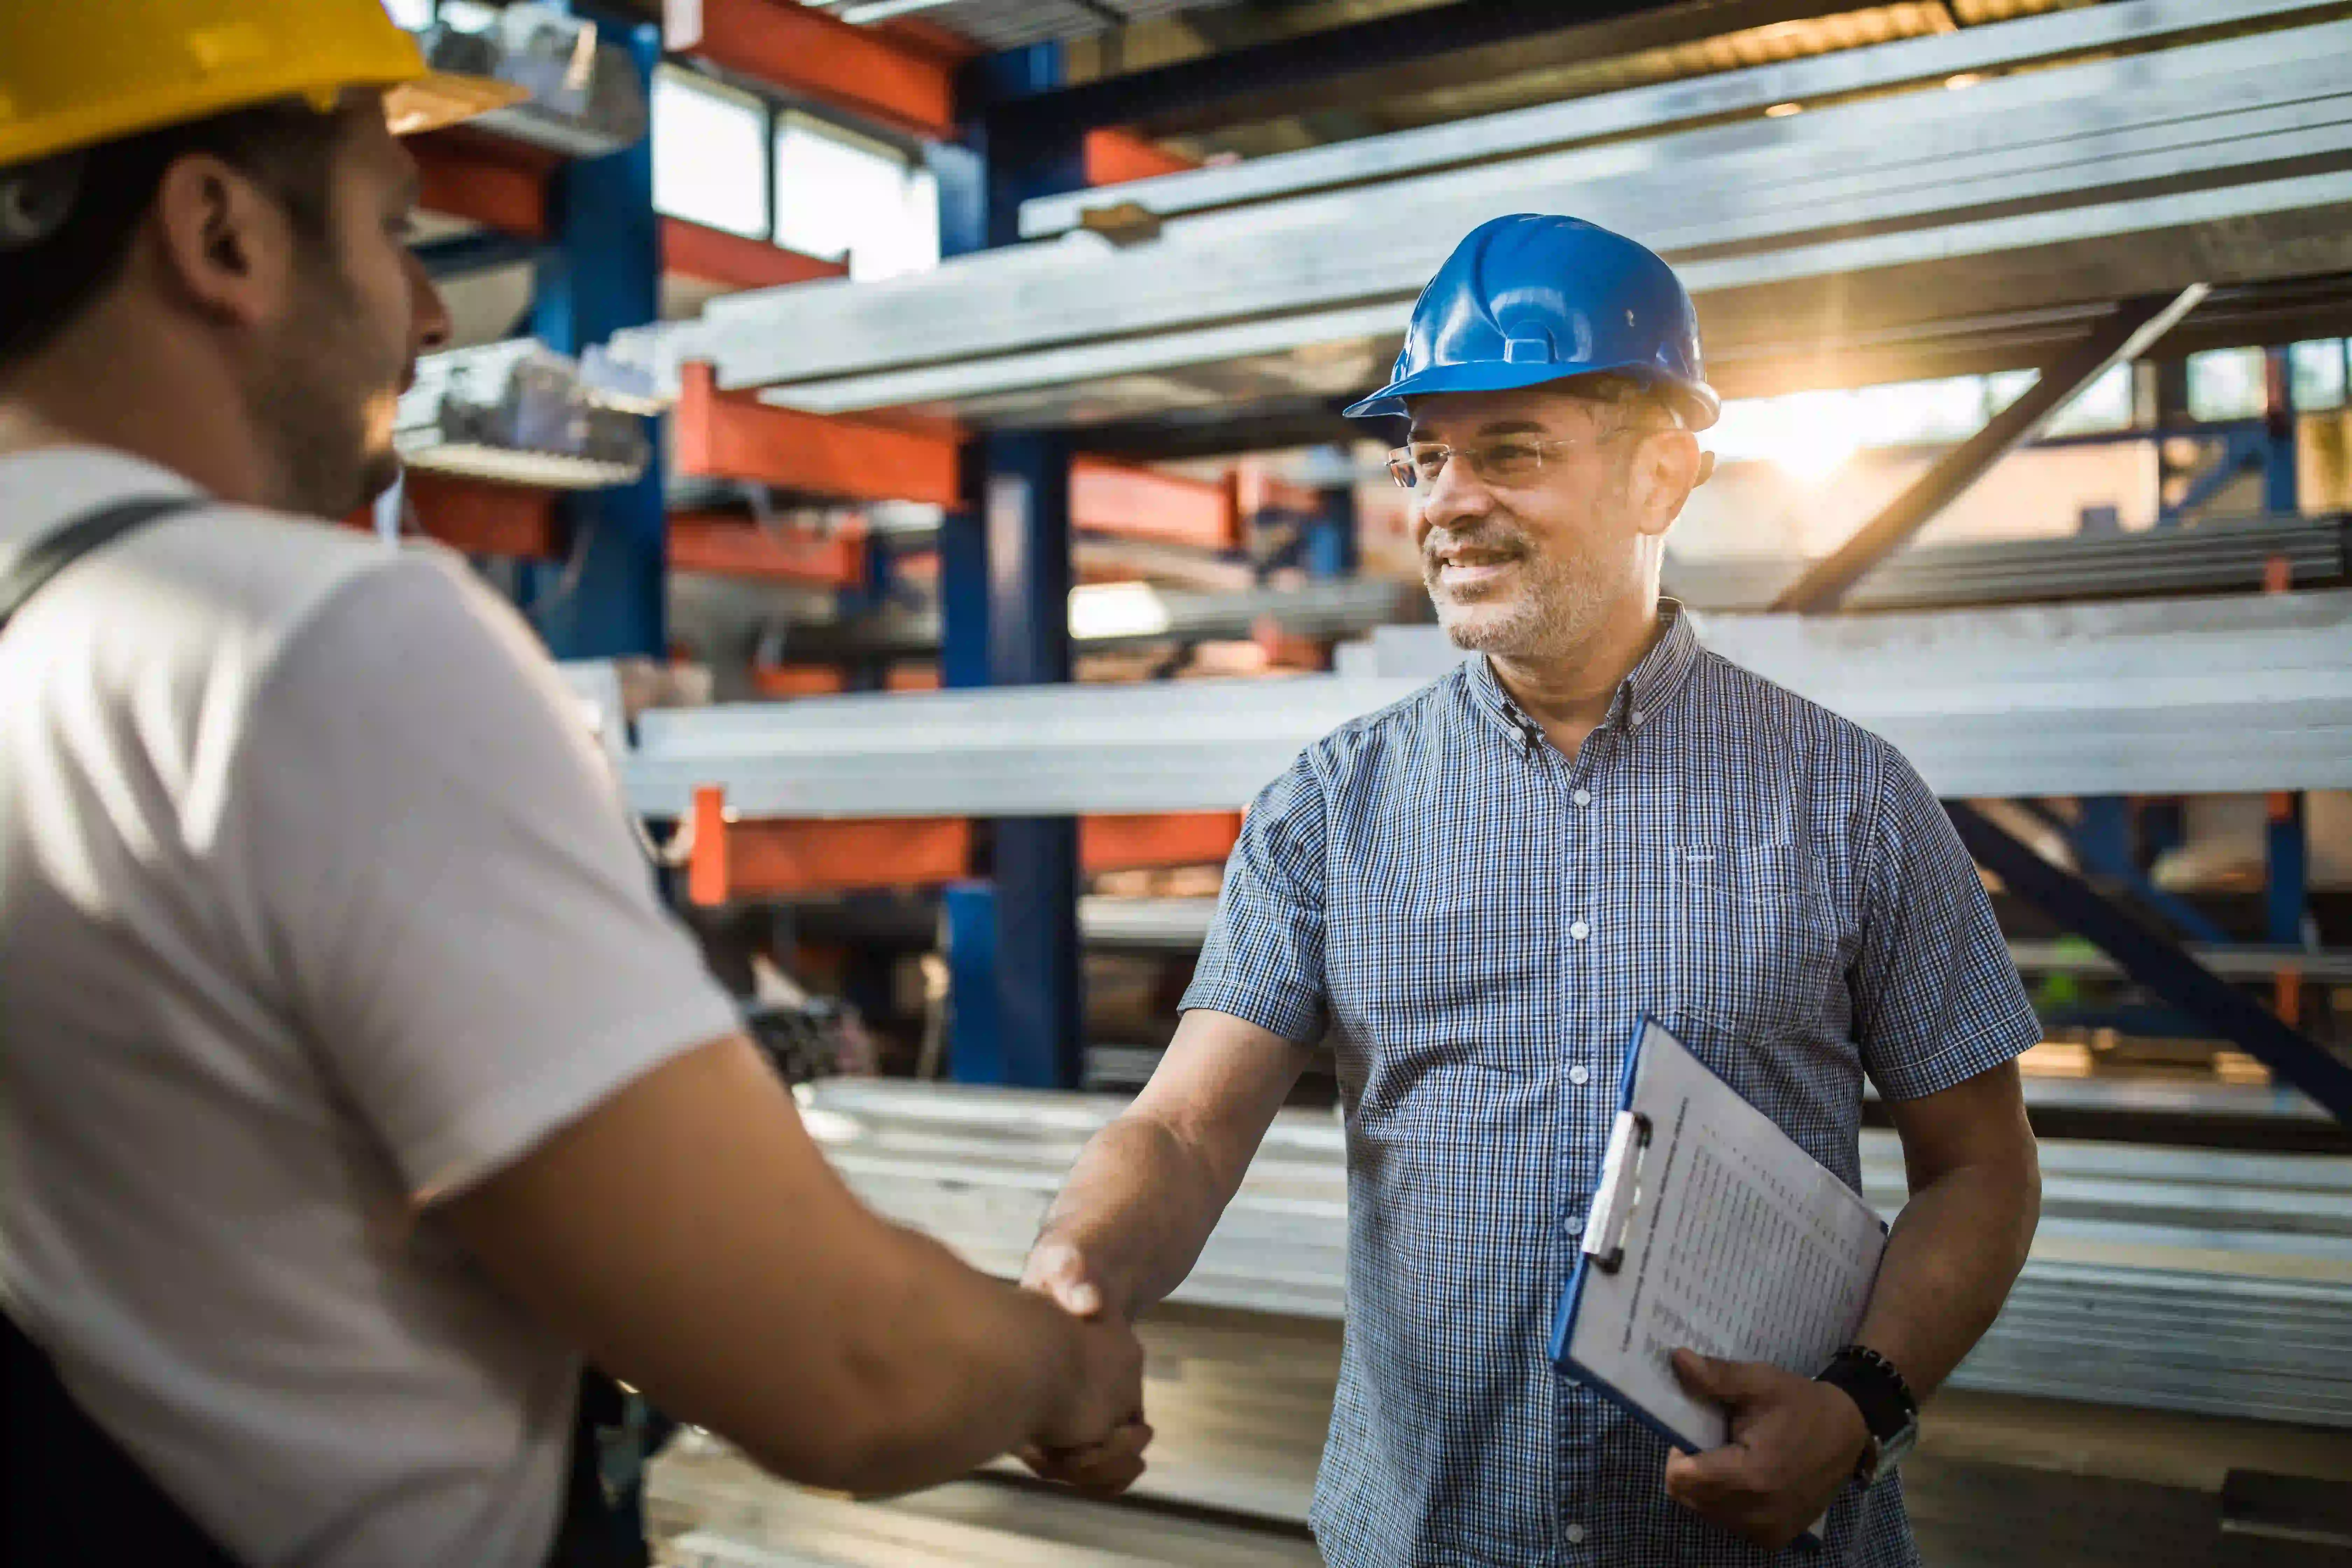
[1078,897,2352,987]
[1660,515,2348,614]
[744,578,1423,662]
[797,1078,2352,1426]
[611,590,2352,818]
[623,5,2352,435]
[1015,0,2335,240]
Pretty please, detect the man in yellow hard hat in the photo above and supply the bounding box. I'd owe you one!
[0,6,1150,1566]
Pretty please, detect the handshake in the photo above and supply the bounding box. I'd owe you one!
[1014,1238,1155,1496]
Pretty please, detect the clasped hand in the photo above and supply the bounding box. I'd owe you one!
[1662,1348,1870,1550]
[1016,1239,1153,1496]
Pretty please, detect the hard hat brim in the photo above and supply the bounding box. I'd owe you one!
[1344,357,1721,431]
[385,72,529,139]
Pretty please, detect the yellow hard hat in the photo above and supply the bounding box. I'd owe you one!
[0,0,526,170]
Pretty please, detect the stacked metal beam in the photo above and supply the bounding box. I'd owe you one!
[746,577,1422,662]
[612,589,2352,818]
[800,0,1250,51]
[794,1078,2352,1428]
[622,1,2352,432]
[1658,516,2348,614]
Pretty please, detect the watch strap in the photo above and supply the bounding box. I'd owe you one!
[1815,1345,1916,1445]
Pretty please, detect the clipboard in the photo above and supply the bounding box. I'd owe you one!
[1547,1015,1890,1461]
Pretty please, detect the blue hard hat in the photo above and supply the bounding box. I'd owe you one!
[1344,214,1720,431]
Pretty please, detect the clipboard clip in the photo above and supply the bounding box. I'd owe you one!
[1581,1110,1653,1274]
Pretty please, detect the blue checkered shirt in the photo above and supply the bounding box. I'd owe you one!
[1182,603,2039,1568]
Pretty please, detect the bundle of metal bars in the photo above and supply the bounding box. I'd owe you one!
[626,0,2352,432]
[792,1078,2352,1427]
[1656,514,2349,614]
[610,588,2352,819]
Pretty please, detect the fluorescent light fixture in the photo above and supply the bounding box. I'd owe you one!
[1764,102,1804,118]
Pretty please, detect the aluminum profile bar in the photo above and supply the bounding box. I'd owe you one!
[1660,514,2348,613]
[686,21,2352,394]
[615,591,2352,818]
[1078,898,2352,986]
[796,1080,2352,1425]
[719,175,2352,429]
[1770,287,2208,612]
[1016,0,2349,238]
[751,578,1422,662]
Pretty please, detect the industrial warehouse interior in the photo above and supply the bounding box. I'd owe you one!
[3,0,2352,1565]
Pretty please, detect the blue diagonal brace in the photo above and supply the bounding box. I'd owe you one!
[1945,800,2352,1127]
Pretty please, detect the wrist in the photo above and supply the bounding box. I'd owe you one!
[1814,1345,1919,1485]
[1021,1289,1093,1437]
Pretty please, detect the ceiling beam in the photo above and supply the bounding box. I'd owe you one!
[970,0,1860,139]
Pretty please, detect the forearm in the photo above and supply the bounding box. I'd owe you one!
[808,1224,1080,1494]
[1035,1112,1232,1317]
[1854,1154,2040,1396]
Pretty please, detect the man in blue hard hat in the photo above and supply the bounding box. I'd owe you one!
[1018,215,2044,1566]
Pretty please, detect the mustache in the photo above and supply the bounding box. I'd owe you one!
[1422,526,1532,566]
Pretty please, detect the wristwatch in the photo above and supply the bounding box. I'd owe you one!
[1814,1345,1918,1485]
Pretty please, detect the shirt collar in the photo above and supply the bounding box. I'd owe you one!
[1464,599,1702,744]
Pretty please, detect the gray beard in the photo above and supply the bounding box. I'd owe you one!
[1428,546,1616,660]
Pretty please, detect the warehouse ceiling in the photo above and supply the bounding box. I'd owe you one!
[799,0,1255,50]
[571,1,2096,139]
[1061,0,2098,157]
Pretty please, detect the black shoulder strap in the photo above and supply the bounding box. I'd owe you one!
[0,496,204,639]
[0,1308,247,1566]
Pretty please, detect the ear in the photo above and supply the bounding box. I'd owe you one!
[146,154,298,331]
[1628,428,1704,537]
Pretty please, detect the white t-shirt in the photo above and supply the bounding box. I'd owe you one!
[0,448,742,1566]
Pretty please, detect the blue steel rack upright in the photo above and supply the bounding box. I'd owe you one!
[526,12,666,662]
[936,42,1088,1089]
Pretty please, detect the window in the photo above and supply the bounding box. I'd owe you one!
[1984,369,2040,418]
[651,66,772,240]
[2043,362,2133,437]
[2290,339,2348,411]
[1707,362,2146,478]
[1858,375,2001,446]
[382,0,435,29]
[773,113,939,281]
[2186,347,2267,422]
[1712,373,2038,480]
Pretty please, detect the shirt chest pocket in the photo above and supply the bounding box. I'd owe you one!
[1671,841,1843,1042]
[1336,880,1558,1079]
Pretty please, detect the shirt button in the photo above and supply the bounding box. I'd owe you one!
[1569,1064,1591,1086]
[1564,1213,1585,1236]
[1629,709,1646,728]
[1573,788,1593,807]
[1569,920,1591,942]
[1567,1523,1589,1546]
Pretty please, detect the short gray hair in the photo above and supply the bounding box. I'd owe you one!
[1557,372,1686,433]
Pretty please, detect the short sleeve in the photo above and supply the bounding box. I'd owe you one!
[1852,744,2041,1100]
[222,555,742,1202]
[1180,751,1329,1045]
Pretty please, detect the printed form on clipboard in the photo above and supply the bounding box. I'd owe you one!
[1548,1016,1889,1454]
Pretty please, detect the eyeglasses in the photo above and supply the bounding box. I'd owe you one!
[1386,434,1630,490]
